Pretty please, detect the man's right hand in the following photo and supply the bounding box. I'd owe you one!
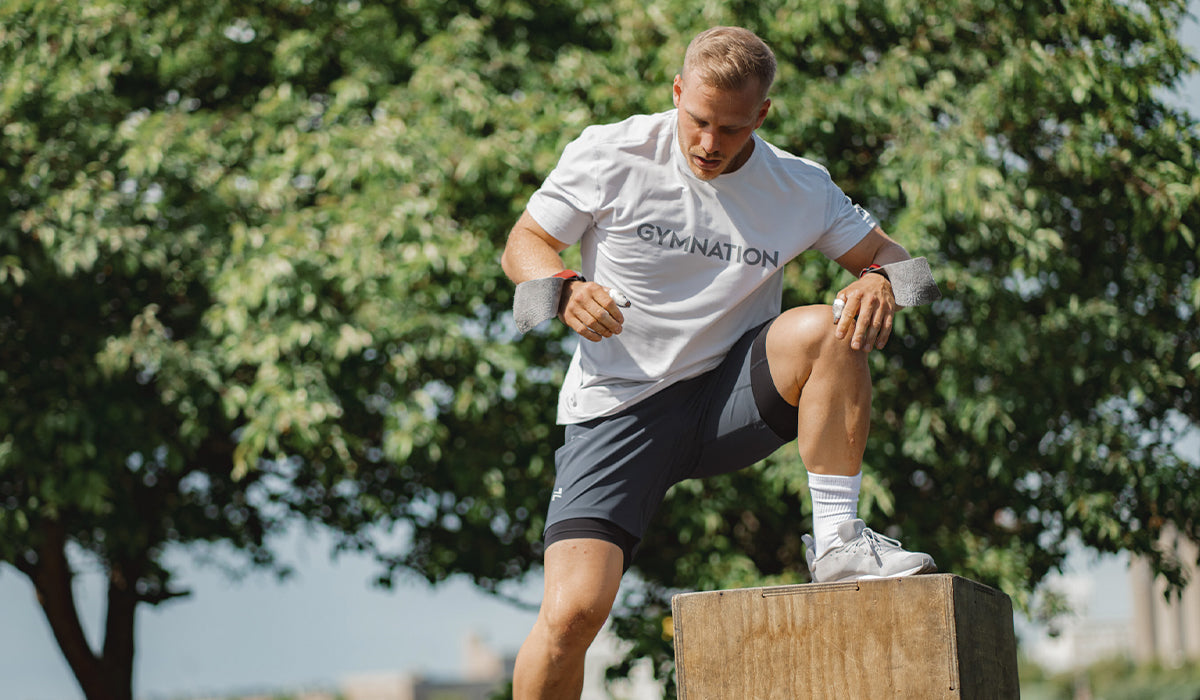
[501,210,624,341]
[559,280,625,342]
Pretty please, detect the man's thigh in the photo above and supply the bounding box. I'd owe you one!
[546,383,704,541]
[690,318,797,479]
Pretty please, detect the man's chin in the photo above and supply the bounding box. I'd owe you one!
[689,162,723,180]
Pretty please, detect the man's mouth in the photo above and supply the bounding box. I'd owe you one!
[693,153,722,170]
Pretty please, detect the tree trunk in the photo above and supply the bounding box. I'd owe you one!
[29,520,136,700]
[101,559,140,700]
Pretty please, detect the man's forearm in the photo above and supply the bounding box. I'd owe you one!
[871,239,910,267]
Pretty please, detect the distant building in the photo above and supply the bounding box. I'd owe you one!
[1027,528,1200,673]
[1130,525,1200,666]
[341,670,501,700]
[340,623,661,700]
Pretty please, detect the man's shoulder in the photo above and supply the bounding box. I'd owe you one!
[757,138,835,181]
[576,110,676,150]
[558,110,676,179]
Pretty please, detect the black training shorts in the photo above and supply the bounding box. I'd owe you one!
[544,318,797,567]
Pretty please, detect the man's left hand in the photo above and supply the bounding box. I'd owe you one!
[833,273,898,352]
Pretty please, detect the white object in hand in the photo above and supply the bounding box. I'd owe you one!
[609,288,631,308]
[832,297,845,321]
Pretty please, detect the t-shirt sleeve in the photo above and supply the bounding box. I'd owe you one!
[525,129,600,246]
[812,180,877,260]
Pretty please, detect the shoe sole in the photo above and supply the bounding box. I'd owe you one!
[818,563,938,583]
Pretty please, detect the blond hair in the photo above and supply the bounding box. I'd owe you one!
[682,26,777,100]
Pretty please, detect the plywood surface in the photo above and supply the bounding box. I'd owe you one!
[672,574,1018,700]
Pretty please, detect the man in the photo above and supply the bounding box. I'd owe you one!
[501,26,938,699]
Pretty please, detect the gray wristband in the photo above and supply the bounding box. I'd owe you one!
[880,257,941,307]
[513,276,568,333]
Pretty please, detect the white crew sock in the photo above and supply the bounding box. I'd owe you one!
[807,471,862,557]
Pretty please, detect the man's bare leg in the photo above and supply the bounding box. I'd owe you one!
[765,305,936,579]
[764,305,871,475]
[513,538,624,700]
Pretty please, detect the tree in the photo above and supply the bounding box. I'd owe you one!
[1,1,595,697]
[1,0,1197,698]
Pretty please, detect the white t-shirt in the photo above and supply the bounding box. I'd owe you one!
[527,110,873,424]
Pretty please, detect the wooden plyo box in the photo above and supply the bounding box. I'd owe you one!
[672,574,1019,699]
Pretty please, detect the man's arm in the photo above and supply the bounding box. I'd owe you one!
[830,226,909,352]
[835,226,910,274]
[501,211,624,341]
[501,211,573,284]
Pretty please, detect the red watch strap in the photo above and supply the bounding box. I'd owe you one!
[860,264,888,280]
[552,270,585,281]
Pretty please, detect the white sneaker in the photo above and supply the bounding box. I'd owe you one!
[803,519,937,583]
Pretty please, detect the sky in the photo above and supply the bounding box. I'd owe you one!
[0,527,544,699]
[3,10,1200,700]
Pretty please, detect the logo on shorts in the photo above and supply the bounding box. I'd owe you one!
[551,487,563,502]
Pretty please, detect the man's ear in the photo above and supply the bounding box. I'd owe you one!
[672,74,682,107]
[755,98,771,129]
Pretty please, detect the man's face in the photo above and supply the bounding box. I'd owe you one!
[673,71,770,181]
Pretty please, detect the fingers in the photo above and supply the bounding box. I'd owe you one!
[559,282,626,342]
[833,287,896,352]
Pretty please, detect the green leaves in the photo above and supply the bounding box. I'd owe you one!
[1,0,1198,696]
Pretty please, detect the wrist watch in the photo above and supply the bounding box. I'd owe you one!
[859,264,890,281]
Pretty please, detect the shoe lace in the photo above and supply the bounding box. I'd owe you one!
[851,527,903,562]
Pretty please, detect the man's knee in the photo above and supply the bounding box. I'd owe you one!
[538,592,613,654]
[766,306,868,400]
[770,306,864,363]
[536,538,623,654]
[771,306,833,349]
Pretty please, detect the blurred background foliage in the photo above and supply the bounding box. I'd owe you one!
[1,0,1198,697]
[1019,654,1200,700]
